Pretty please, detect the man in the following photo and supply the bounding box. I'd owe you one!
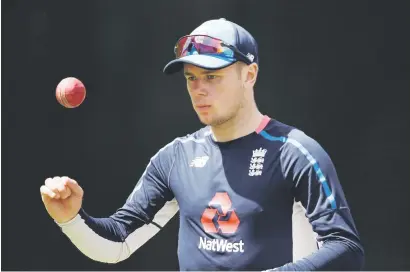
[40,18,364,270]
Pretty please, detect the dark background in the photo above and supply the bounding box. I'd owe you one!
[2,0,410,270]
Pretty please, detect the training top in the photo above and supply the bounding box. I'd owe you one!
[57,116,364,271]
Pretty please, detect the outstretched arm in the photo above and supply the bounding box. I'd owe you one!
[55,142,177,263]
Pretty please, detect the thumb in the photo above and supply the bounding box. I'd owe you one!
[63,178,84,197]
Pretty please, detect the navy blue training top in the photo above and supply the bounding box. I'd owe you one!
[78,116,364,270]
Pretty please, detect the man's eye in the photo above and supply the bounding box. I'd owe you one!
[187,76,196,81]
[207,75,217,80]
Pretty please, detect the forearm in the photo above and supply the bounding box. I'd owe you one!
[275,239,365,271]
[56,209,145,263]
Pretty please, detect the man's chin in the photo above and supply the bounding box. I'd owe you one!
[198,115,213,126]
[198,115,231,127]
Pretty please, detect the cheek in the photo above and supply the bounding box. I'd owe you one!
[223,88,243,110]
[219,85,237,102]
[186,84,195,100]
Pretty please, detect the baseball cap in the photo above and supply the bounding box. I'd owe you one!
[163,18,259,74]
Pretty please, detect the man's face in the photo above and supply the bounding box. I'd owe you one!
[183,63,246,126]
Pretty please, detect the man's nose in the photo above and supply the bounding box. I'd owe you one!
[191,80,208,96]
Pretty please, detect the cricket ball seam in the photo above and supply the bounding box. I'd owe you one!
[61,87,74,108]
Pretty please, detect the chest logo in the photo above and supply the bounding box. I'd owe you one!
[190,156,209,168]
[200,192,240,234]
[249,147,267,176]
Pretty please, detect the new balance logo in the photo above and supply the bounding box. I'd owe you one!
[246,53,255,62]
[190,156,209,168]
[249,148,267,176]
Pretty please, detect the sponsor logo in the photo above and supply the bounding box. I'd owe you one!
[199,192,244,252]
[200,192,240,234]
[198,237,244,253]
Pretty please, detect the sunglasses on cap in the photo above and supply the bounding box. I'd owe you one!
[174,35,253,65]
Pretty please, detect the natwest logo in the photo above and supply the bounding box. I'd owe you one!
[198,237,244,253]
[200,192,240,234]
[199,192,244,253]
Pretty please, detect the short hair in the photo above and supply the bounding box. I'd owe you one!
[235,62,247,79]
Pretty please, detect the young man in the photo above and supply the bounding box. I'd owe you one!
[40,18,364,271]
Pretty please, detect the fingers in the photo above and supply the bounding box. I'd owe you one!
[43,177,61,199]
[57,177,72,199]
[40,185,58,200]
[64,177,84,197]
[43,176,77,200]
[45,177,63,199]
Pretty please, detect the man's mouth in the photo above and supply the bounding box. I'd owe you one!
[195,105,211,112]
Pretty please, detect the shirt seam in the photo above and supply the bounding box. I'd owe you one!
[167,141,178,189]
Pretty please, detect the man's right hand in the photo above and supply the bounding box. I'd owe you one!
[40,176,84,224]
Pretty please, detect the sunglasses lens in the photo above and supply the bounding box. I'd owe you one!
[175,35,235,60]
[175,36,189,57]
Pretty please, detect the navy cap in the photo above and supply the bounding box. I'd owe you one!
[163,18,259,74]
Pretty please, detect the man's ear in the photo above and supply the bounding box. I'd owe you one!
[244,63,259,88]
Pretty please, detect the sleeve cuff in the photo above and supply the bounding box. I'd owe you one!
[55,213,82,227]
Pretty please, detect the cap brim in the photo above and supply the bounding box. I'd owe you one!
[163,55,235,74]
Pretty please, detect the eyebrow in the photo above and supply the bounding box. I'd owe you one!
[183,70,220,76]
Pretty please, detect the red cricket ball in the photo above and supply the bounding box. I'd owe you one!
[56,77,86,108]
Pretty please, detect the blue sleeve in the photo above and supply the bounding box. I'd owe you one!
[276,129,365,271]
[79,141,176,241]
